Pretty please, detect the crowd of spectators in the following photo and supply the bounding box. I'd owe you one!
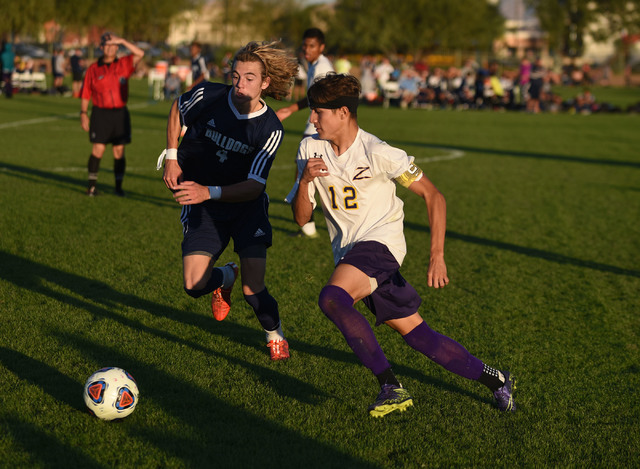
[355,54,631,114]
[2,39,638,115]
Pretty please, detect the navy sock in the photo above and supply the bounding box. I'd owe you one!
[318,285,390,376]
[244,287,280,331]
[184,267,223,298]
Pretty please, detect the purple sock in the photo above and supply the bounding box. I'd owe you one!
[403,322,483,381]
[318,285,390,375]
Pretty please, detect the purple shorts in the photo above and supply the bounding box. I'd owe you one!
[338,241,422,325]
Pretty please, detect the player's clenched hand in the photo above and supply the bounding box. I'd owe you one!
[173,181,209,205]
[427,255,449,289]
[163,159,183,191]
[301,157,329,183]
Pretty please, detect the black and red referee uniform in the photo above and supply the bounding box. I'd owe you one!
[80,55,135,144]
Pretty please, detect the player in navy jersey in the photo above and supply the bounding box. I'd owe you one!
[289,74,516,415]
[187,41,209,90]
[159,41,298,360]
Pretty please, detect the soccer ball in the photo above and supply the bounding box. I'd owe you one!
[83,367,139,421]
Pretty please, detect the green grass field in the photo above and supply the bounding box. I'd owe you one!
[1,80,639,468]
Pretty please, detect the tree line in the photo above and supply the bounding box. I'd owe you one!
[1,0,639,59]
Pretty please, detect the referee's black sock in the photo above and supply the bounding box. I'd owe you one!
[114,156,126,191]
[87,155,101,188]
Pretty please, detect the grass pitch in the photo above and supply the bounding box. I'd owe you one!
[0,80,639,468]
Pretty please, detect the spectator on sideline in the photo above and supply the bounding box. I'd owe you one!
[527,58,545,114]
[334,54,352,74]
[51,47,66,95]
[374,56,396,89]
[1,40,15,98]
[397,67,422,109]
[70,48,85,98]
[80,32,144,196]
[164,69,181,101]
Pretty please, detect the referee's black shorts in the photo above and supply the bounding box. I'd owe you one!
[89,107,131,145]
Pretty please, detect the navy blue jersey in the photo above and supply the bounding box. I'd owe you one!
[177,82,284,218]
[191,54,208,81]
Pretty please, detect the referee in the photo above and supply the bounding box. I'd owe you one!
[80,33,144,196]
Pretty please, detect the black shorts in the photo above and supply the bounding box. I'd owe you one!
[181,194,272,260]
[338,241,422,325]
[89,107,131,145]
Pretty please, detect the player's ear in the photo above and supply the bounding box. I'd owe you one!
[261,76,271,90]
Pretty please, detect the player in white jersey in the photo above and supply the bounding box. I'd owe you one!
[278,27,334,238]
[290,127,410,266]
[289,74,516,417]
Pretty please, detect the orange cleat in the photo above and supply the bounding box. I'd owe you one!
[211,262,238,321]
[267,339,290,360]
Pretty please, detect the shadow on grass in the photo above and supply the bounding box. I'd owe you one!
[0,161,174,207]
[403,221,640,278]
[386,140,640,169]
[0,344,376,468]
[0,415,101,467]
[0,250,492,411]
[0,251,326,405]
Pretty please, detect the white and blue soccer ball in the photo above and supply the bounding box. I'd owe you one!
[83,367,139,421]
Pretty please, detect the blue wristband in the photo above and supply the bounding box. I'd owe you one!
[208,186,222,200]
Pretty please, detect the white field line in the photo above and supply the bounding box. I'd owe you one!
[1,104,464,168]
[44,148,464,173]
[0,102,151,130]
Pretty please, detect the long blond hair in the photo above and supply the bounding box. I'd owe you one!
[233,41,298,100]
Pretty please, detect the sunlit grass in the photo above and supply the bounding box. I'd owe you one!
[0,79,638,467]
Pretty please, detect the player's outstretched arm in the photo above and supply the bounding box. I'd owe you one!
[408,176,449,289]
[276,103,298,122]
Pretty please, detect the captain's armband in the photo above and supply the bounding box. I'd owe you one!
[394,163,423,188]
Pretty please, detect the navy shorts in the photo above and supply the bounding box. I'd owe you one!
[338,241,422,325]
[181,194,272,260]
[89,107,131,145]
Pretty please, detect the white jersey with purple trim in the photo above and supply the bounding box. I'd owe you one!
[303,54,334,135]
[290,128,414,265]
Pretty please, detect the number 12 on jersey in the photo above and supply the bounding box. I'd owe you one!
[328,185,358,210]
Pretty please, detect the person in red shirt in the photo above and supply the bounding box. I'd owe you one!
[80,33,144,196]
